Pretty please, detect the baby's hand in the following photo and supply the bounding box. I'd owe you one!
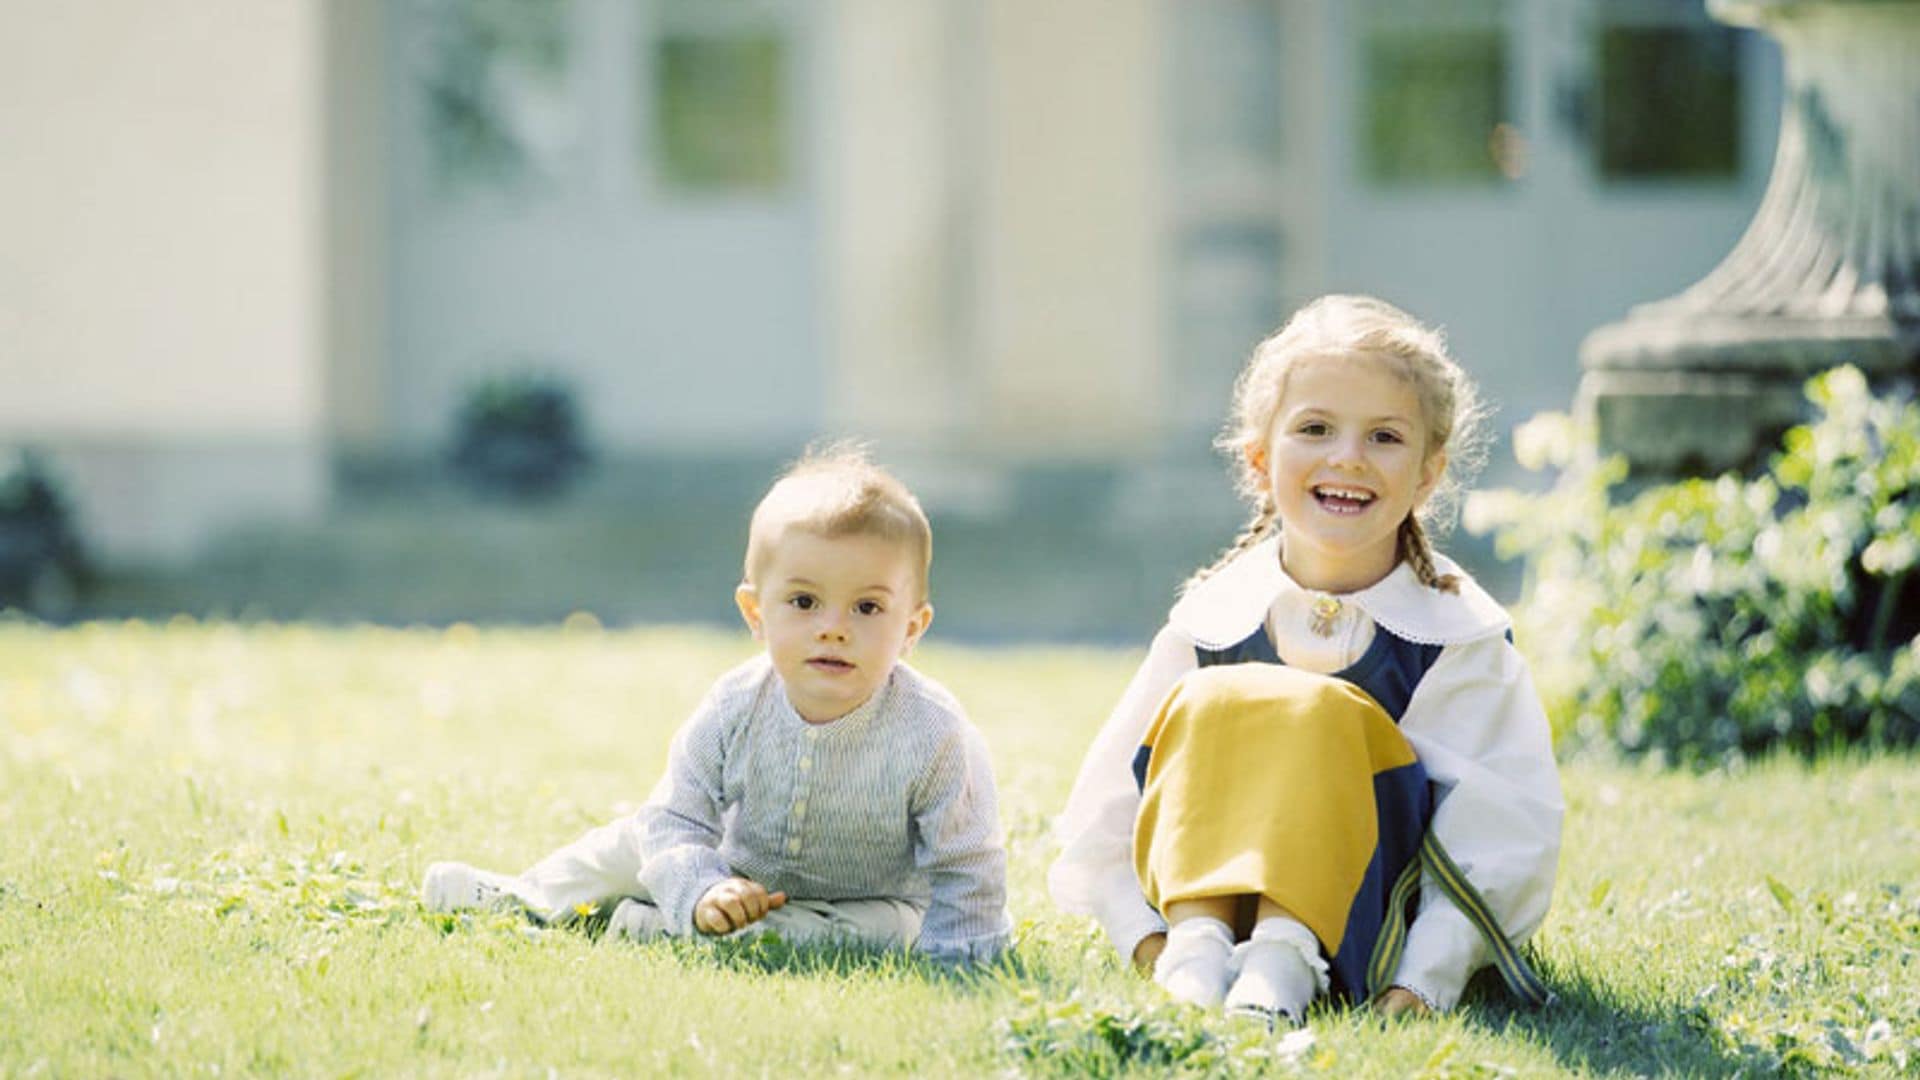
[694,877,788,935]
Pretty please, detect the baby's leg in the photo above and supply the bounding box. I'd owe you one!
[514,815,649,923]
[734,897,924,951]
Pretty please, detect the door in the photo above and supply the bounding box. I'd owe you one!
[386,0,822,454]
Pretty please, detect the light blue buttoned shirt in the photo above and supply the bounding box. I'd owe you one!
[635,654,1011,962]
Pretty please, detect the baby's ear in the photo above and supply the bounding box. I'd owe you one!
[734,583,765,639]
[901,602,934,655]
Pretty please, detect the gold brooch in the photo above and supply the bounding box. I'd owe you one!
[1309,595,1343,637]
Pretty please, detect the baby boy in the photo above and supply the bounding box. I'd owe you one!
[423,447,1010,962]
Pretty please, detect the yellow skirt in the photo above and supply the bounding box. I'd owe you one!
[1132,663,1421,955]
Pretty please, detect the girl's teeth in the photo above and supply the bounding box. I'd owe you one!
[1314,487,1374,513]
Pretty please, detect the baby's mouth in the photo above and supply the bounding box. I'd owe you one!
[1313,484,1376,515]
[807,656,854,673]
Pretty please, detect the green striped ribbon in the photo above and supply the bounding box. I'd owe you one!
[1366,831,1553,1007]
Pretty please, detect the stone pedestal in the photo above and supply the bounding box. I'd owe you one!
[1577,0,1920,475]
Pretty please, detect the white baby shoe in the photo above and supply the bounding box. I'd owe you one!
[421,861,522,913]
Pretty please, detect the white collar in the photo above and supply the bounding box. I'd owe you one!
[1168,535,1510,650]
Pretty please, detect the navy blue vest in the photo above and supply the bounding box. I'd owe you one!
[1194,622,1445,721]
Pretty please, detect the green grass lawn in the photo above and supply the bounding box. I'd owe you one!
[2,621,1916,1076]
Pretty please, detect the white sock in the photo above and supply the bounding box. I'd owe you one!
[1153,917,1236,1007]
[1224,916,1327,1024]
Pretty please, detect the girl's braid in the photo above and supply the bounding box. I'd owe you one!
[1397,516,1459,593]
[1182,495,1277,592]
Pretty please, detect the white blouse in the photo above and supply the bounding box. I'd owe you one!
[1047,537,1563,1010]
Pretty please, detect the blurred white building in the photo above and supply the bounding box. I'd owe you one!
[2,0,1778,562]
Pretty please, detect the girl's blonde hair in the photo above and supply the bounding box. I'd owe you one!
[1192,294,1489,593]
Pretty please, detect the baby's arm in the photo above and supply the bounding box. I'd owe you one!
[1392,636,1564,1010]
[908,723,1011,964]
[634,690,747,934]
[1047,624,1195,966]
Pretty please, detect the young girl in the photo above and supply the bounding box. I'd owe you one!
[1049,295,1562,1025]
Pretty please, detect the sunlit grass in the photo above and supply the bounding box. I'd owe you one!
[2,620,1916,1076]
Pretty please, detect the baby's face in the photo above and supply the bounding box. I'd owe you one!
[736,529,931,724]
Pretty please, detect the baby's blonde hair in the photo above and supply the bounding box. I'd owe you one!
[1194,294,1489,592]
[744,442,932,601]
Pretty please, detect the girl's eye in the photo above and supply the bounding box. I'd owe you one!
[1298,421,1330,437]
[1371,429,1405,444]
[788,594,817,611]
[855,600,884,616]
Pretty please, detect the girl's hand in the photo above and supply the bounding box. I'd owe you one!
[1374,987,1431,1018]
[1131,932,1168,974]
[694,877,788,935]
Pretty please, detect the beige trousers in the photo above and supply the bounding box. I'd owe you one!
[513,815,925,950]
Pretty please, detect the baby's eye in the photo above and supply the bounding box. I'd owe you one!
[1370,429,1405,444]
[788,593,817,611]
[1297,420,1330,437]
[855,599,885,616]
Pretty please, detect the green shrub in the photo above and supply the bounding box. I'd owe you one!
[0,450,87,618]
[450,372,589,498]
[1466,366,1920,764]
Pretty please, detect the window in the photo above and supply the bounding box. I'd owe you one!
[1593,11,1741,180]
[415,0,573,195]
[1359,0,1512,186]
[1167,1,1289,435]
[648,1,792,194]
[1172,1,1284,173]
[1173,225,1287,427]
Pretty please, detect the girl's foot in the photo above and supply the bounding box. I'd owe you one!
[1153,917,1236,1007]
[1224,918,1324,1028]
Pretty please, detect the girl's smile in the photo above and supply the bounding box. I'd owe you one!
[1311,484,1377,515]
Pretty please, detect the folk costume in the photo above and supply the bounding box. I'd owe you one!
[1050,537,1562,1010]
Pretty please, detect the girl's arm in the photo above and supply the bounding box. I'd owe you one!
[908,722,1012,964]
[1392,635,1564,1010]
[1048,624,1197,962]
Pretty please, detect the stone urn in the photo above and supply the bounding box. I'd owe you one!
[1577,0,1920,475]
